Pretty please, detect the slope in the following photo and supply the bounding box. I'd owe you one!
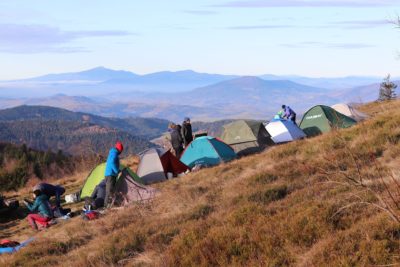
[2,100,400,266]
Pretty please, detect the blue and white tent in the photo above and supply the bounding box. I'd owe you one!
[265,119,306,143]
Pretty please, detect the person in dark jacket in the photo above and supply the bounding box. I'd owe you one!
[87,179,106,210]
[24,189,53,230]
[181,117,193,147]
[169,123,184,159]
[34,183,65,207]
[104,141,123,207]
[282,105,297,125]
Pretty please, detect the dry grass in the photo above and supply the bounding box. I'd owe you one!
[2,100,400,266]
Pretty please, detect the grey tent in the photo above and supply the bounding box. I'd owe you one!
[112,168,157,206]
[331,103,368,122]
[220,120,274,156]
[137,148,189,184]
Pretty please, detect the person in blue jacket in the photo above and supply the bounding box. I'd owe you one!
[24,189,53,230]
[104,141,123,207]
[34,183,65,207]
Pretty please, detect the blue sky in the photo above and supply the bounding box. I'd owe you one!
[0,0,400,79]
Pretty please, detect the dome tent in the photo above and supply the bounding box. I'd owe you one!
[220,120,273,155]
[80,163,143,199]
[265,119,306,143]
[180,136,237,168]
[331,103,368,122]
[137,148,189,184]
[299,105,357,137]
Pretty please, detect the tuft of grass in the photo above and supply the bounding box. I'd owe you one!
[248,185,288,204]
[188,204,214,220]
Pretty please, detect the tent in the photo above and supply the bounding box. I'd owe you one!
[220,120,273,155]
[137,148,189,184]
[299,105,357,137]
[80,163,143,199]
[331,103,369,122]
[180,136,237,168]
[112,168,157,206]
[265,119,306,143]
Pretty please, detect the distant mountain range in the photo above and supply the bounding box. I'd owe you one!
[0,67,397,121]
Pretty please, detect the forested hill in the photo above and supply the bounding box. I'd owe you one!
[0,120,153,156]
[0,105,169,139]
[0,142,79,192]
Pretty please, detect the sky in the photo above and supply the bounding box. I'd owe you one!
[0,0,400,79]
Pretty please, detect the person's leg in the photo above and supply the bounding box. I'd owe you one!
[105,176,116,207]
[28,214,50,230]
[27,214,38,230]
[104,176,111,206]
[175,147,182,159]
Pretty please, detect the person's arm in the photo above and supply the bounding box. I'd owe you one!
[182,125,187,138]
[26,198,39,212]
[178,130,183,144]
[111,153,120,174]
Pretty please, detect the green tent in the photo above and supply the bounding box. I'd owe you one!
[80,163,143,199]
[299,105,357,137]
[220,120,273,155]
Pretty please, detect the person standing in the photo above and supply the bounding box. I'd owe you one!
[104,141,123,208]
[34,183,65,208]
[169,123,184,159]
[282,105,297,125]
[181,117,193,147]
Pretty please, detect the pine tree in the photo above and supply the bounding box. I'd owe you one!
[378,74,397,101]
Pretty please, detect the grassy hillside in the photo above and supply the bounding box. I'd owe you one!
[1,100,400,266]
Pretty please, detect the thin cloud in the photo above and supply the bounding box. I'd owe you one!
[215,0,399,8]
[331,19,391,29]
[281,41,375,49]
[0,24,133,54]
[227,24,294,30]
[183,10,218,15]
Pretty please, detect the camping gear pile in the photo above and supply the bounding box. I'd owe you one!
[0,195,19,215]
[0,238,35,255]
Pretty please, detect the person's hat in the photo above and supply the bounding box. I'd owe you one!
[115,141,123,153]
[32,184,41,194]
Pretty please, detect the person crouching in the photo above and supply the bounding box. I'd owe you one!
[25,188,53,231]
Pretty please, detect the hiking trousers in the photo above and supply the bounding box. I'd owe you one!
[104,175,117,207]
[289,114,297,125]
[27,214,51,230]
[174,146,183,159]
